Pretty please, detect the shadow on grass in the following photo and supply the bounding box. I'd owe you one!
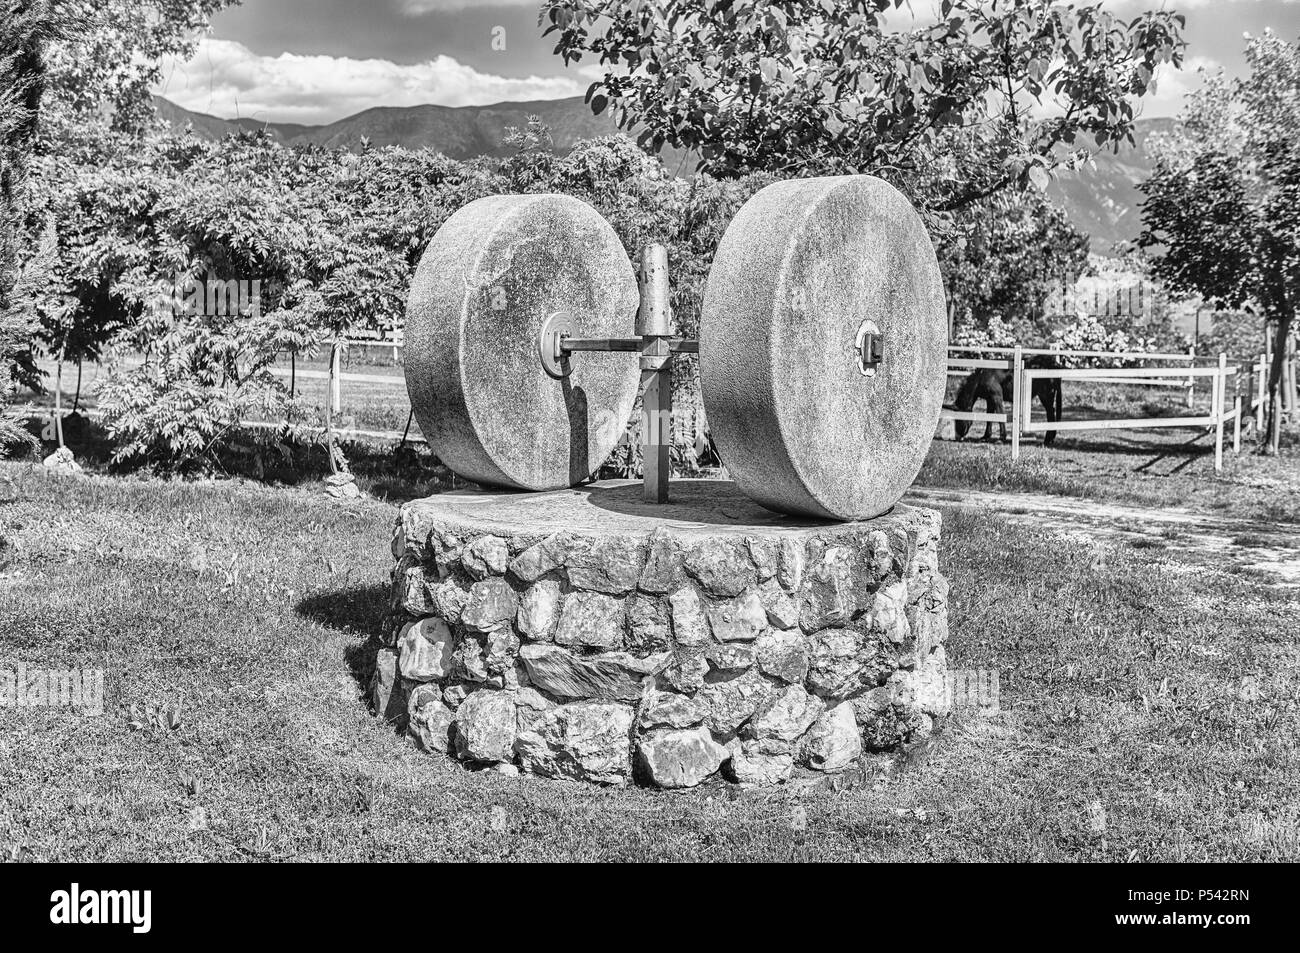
[295,583,392,696]
[20,410,455,501]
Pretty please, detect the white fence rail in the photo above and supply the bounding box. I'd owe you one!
[939,346,1259,472]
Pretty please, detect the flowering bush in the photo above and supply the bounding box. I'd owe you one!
[951,314,1018,352]
[1050,312,1161,367]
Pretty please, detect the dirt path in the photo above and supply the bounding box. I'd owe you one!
[905,486,1300,587]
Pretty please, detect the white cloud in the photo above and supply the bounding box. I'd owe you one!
[397,0,539,14]
[154,38,584,125]
[1139,56,1222,118]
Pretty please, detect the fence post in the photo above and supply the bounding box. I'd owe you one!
[1287,335,1297,417]
[330,339,342,416]
[1256,352,1266,430]
[1186,345,1196,408]
[53,350,65,448]
[1233,393,1242,453]
[1214,352,1226,472]
[1010,345,1022,461]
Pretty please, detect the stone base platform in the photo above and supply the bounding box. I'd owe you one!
[374,480,950,788]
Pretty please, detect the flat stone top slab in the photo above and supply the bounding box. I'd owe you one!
[401,479,933,540]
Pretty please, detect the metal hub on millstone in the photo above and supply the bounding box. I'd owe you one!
[404,194,641,491]
[699,175,948,520]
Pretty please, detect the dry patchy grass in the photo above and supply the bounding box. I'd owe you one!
[0,464,1296,861]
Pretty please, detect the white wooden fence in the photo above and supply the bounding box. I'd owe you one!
[940,346,1260,472]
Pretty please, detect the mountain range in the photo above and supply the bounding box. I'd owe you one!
[155,95,1170,253]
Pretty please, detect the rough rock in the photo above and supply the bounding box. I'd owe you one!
[517,579,561,641]
[626,595,672,654]
[758,582,800,630]
[706,642,757,674]
[370,648,408,727]
[749,685,824,743]
[699,668,778,737]
[756,630,809,684]
[431,578,469,623]
[638,527,682,593]
[443,683,472,709]
[454,690,517,763]
[483,628,520,674]
[636,727,729,789]
[684,538,755,597]
[508,532,575,583]
[397,617,455,682]
[451,633,491,683]
[42,447,83,474]
[396,564,436,616]
[806,628,865,699]
[566,536,645,594]
[518,644,667,702]
[668,587,711,647]
[777,538,805,591]
[515,686,555,734]
[706,589,768,642]
[460,578,518,633]
[659,649,710,695]
[900,603,948,668]
[868,530,900,579]
[869,581,911,645]
[799,702,862,772]
[428,528,463,577]
[851,679,926,750]
[554,591,624,650]
[800,546,856,630]
[408,685,455,753]
[745,536,780,581]
[639,691,710,730]
[461,534,510,579]
[515,702,634,784]
[727,738,794,785]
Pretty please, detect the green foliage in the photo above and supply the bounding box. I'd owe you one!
[1048,312,1160,366]
[34,131,487,467]
[1,0,77,455]
[22,114,1106,469]
[41,0,237,139]
[1200,309,1265,366]
[541,0,1183,210]
[941,189,1089,338]
[1138,30,1299,445]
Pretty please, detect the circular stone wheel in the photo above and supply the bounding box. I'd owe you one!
[405,194,641,491]
[700,175,947,521]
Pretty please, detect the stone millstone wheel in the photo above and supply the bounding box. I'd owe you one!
[405,194,641,491]
[700,175,947,521]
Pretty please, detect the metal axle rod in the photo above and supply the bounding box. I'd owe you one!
[537,243,691,503]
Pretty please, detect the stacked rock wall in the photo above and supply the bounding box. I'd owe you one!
[374,490,950,788]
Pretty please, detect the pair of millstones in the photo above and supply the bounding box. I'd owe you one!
[403,175,947,521]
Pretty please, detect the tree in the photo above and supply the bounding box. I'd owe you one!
[1138,31,1299,452]
[41,0,237,139]
[0,0,75,454]
[540,0,1183,211]
[941,189,1089,339]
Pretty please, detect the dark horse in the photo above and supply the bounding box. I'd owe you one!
[953,354,1061,445]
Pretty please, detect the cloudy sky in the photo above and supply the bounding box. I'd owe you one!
[154,0,1300,126]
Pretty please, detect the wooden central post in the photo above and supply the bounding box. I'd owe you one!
[636,244,672,503]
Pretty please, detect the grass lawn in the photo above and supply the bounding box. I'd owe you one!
[924,379,1300,523]
[1,457,1296,862]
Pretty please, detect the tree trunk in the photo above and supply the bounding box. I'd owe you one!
[1263,310,1293,454]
